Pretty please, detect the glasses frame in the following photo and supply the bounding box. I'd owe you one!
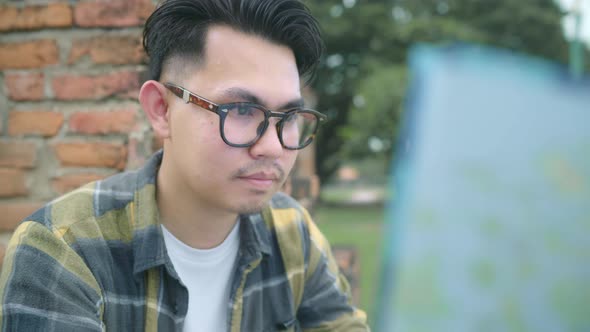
[164,83,327,150]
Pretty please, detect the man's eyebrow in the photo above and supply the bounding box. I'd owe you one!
[221,87,305,110]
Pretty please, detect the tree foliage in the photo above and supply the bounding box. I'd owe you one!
[306,0,575,180]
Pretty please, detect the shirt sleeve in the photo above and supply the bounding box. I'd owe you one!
[0,221,104,332]
[296,212,370,332]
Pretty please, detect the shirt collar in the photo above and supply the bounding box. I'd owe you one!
[239,212,273,258]
[131,150,167,276]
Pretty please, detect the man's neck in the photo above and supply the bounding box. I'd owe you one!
[156,158,239,250]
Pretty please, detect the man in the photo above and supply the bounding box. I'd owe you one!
[0,0,368,331]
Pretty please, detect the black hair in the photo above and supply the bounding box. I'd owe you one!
[143,0,324,84]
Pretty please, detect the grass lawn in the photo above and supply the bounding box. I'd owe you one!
[314,204,385,327]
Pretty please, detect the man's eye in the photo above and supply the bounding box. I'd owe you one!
[237,105,255,116]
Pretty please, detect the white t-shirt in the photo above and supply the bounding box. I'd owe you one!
[161,222,240,332]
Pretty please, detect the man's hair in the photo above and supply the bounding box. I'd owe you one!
[143,0,324,84]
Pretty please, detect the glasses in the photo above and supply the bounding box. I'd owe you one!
[164,83,327,150]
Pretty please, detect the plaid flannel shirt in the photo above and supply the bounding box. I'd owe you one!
[0,151,368,331]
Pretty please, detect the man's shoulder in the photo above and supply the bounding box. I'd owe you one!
[263,192,313,244]
[266,192,312,226]
[22,169,144,234]
[23,151,162,232]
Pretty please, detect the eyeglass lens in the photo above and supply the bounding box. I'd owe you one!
[221,105,318,149]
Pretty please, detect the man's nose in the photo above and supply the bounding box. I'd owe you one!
[248,120,284,159]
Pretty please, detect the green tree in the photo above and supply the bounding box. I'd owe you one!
[307,0,574,181]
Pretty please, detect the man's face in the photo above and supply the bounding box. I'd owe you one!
[162,25,301,214]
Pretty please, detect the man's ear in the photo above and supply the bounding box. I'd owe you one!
[139,80,171,138]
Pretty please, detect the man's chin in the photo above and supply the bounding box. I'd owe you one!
[232,197,272,215]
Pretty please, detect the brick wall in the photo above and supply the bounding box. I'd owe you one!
[0,0,159,263]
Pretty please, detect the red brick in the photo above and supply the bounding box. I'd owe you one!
[69,109,138,135]
[0,6,18,32]
[51,173,106,194]
[0,40,59,69]
[0,3,72,32]
[120,87,143,100]
[69,35,146,65]
[74,0,154,28]
[8,110,64,137]
[0,142,37,169]
[0,201,44,231]
[4,72,45,101]
[52,71,140,100]
[0,168,28,198]
[53,142,127,170]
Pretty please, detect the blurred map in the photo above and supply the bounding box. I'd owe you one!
[377,45,590,332]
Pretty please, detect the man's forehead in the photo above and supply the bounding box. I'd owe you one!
[218,86,304,109]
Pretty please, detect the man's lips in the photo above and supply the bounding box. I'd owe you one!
[237,172,279,190]
[239,172,279,181]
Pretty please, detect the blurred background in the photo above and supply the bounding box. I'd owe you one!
[308,1,589,327]
[0,0,589,329]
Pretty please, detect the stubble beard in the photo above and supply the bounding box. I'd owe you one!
[231,181,285,215]
[233,200,267,215]
[228,160,290,215]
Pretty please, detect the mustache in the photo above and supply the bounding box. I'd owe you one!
[232,161,286,181]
